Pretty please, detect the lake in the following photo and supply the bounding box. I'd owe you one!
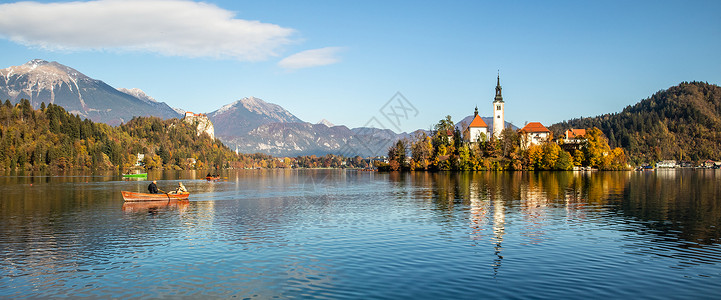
[1,169,720,299]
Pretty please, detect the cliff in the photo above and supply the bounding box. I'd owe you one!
[182,112,215,139]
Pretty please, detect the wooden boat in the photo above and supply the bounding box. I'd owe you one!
[121,191,190,202]
[122,173,147,178]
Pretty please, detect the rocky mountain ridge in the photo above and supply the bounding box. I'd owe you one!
[208,96,304,137]
[205,97,416,157]
[0,59,180,125]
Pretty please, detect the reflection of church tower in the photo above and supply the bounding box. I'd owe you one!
[491,186,505,277]
[492,74,505,137]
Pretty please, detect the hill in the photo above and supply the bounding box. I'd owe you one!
[550,81,721,164]
[0,99,275,171]
[0,59,180,125]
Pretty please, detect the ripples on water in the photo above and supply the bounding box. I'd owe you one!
[1,170,720,299]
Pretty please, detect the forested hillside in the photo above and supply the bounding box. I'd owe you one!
[0,99,272,171]
[550,82,721,164]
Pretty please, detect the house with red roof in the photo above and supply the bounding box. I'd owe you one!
[464,107,489,143]
[565,128,586,139]
[560,128,587,151]
[519,122,551,149]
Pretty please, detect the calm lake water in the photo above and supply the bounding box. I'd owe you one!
[1,169,720,299]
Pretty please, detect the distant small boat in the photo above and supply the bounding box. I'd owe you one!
[122,173,147,178]
[121,191,189,202]
[205,176,221,181]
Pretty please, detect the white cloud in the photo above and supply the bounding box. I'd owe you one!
[278,47,343,69]
[0,0,295,61]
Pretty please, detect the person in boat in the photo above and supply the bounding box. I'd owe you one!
[148,180,159,194]
[207,172,212,178]
[169,182,187,195]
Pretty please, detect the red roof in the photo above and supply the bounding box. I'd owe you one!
[565,128,586,139]
[520,122,550,133]
[469,115,488,128]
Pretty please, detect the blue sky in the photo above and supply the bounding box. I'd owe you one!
[0,0,719,132]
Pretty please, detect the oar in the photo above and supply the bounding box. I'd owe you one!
[158,189,171,202]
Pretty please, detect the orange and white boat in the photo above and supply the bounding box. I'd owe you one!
[121,191,190,202]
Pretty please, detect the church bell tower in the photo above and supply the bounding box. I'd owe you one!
[492,74,505,137]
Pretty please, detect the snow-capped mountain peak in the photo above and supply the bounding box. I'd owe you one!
[317,119,334,127]
[0,59,181,125]
[118,88,158,103]
[208,96,304,136]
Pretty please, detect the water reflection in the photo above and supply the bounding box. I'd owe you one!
[1,170,720,298]
[122,201,190,214]
[412,170,721,275]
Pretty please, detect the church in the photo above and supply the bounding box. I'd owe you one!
[464,74,551,148]
[465,75,506,143]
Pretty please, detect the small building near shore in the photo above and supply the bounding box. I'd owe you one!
[656,160,677,168]
[701,160,718,168]
[135,153,145,166]
[519,122,551,149]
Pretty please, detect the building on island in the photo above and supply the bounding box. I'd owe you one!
[464,107,489,143]
[442,129,455,143]
[462,75,504,143]
[564,129,586,142]
[559,128,587,151]
[492,74,505,137]
[519,122,551,149]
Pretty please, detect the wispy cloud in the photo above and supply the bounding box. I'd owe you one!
[0,0,295,61]
[278,47,343,69]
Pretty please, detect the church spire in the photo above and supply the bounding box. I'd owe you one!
[494,73,503,103]
[492,72,505,138]
[474,106,478,116]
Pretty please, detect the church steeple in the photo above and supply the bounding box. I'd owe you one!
[494,73,503,103]
[492,72,505,137]
[474,106,478,116]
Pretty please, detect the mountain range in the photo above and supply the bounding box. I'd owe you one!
[205,96,419,156]
[1,59,428,157]
[0,60,180,125]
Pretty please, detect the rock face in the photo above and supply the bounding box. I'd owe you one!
[183,112,215,139]
[0,59,180,125]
